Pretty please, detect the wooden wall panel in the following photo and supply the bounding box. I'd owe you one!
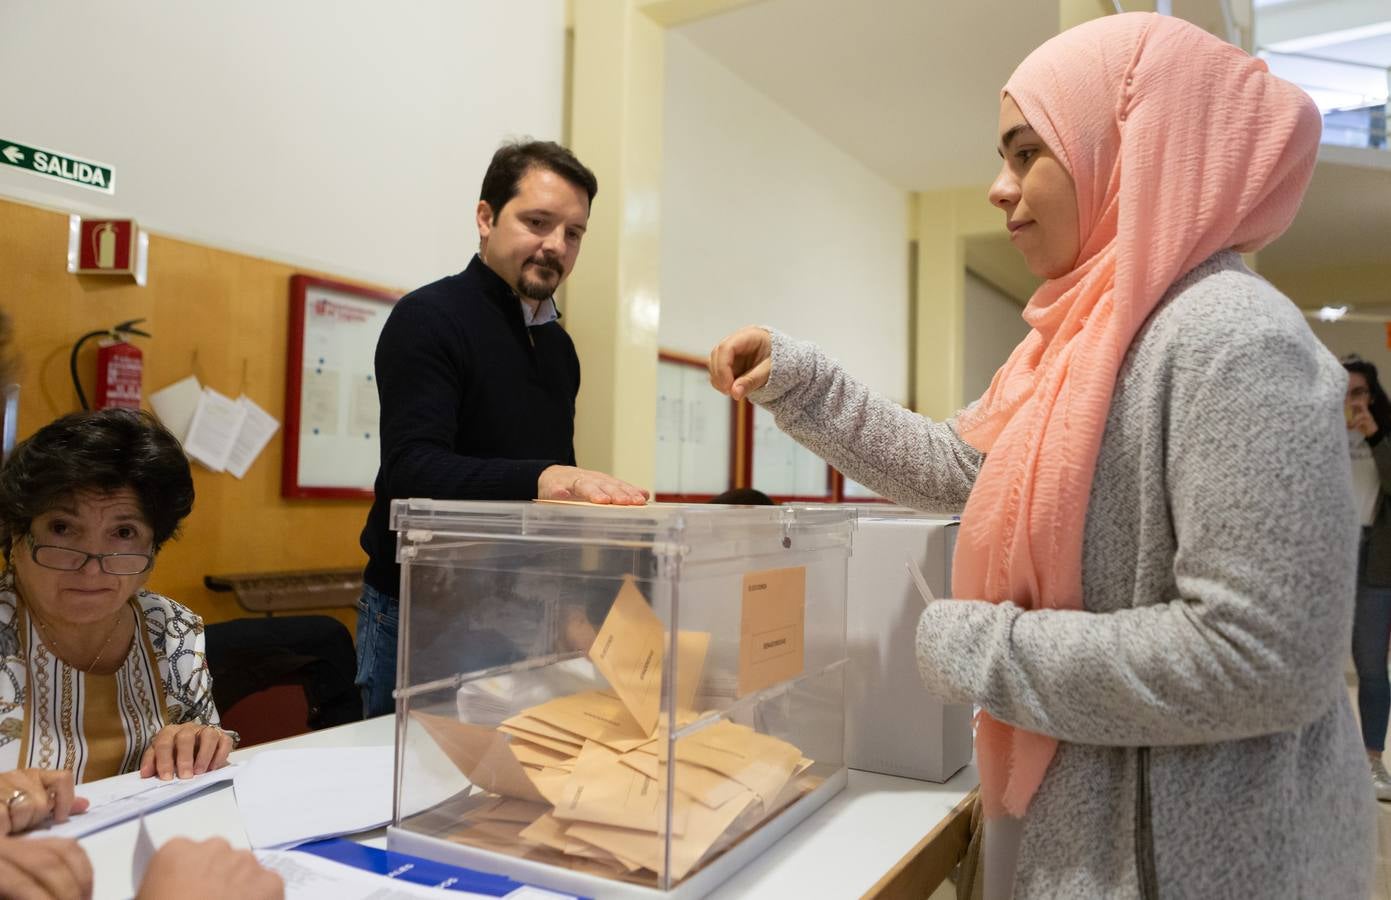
[0,196,392,628]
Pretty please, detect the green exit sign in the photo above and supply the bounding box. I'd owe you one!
[0,137,114,194]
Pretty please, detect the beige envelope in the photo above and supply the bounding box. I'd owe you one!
[674,630,710,714]
[738,566,806,696]
[550,741,688,836]
[508,739,577,769]
[469,796,550,825]
[499,715,586,747]
[589,576,665,735]
[520,691,648,752]
[411,712,548,805]
[519,812,572,853]
[671,721,802,808]
[566,786,756,881]
[617,750,748,810]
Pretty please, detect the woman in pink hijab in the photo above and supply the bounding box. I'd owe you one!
[710,12,1372,898]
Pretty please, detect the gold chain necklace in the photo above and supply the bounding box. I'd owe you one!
[28,603,130,674]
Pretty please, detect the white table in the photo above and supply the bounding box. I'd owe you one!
[78,717,976,900]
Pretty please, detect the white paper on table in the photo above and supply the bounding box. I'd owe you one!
[224,395,281,479]
[131,816,156,889]
[254,849,487,900]
[234,746,396,849]
[183,387,247,472]
[148,375,202,442]
[26,765,238,840]
[906,558,937,606]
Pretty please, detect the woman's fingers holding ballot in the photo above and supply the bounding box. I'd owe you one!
[0,768,88,835]
[709,327,772,401]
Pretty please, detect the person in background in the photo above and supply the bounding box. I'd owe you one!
[709,13,1371,897]
[357,140,648,718]
[707,488,775,505]
[1343,354,1391,800]
[0,409,234,783]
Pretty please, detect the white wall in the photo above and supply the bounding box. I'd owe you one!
[0,0,565,290]
[963,272,1030,405]
[659,32,910,402]
[1311,319,1391,377]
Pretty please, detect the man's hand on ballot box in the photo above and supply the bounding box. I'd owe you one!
[538,465,650,506]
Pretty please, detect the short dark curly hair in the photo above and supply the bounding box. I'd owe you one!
[0,409,194,565]
[478,140,598,221]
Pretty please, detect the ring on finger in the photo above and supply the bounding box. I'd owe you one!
[5,788,28,809]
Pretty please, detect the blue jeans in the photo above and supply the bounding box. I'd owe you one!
[1352,537,1391,752]
[354,584,399,719]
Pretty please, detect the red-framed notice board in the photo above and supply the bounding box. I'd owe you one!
[283,274,399,499]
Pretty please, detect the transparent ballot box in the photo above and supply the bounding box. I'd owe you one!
[386,500,855,898]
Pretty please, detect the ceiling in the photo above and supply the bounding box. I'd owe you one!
[677,0,1390,280]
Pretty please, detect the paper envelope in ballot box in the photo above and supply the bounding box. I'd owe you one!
[384,499,856,898]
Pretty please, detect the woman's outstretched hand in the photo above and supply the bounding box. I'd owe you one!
[708,327,772,401]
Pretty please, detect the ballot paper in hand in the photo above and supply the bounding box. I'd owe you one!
[183,387,247,472]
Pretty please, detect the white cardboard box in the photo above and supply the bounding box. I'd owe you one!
[845,511,973,782]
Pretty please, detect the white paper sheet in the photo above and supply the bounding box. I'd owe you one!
[225,394,281,479]
[148,375,203,442]
[234,746,395,849]
[25,765,238,840]
[254,849,495,900]
[184,387,247,472]
[131,816,157,889]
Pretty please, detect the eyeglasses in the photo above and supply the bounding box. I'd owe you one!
[25,534,153,576]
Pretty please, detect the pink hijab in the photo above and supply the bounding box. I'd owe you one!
[951,13,1321,819]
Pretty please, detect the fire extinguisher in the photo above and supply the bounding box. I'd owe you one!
[68,319,152,410]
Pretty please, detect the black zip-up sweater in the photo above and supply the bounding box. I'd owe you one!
[360,255,578,594]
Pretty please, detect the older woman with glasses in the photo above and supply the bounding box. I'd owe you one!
[0,408,233,830]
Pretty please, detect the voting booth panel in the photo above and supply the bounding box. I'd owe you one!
[845,511,973,782]
[386,500,854,897]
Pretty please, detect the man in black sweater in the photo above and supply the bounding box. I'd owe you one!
[356,141,648,717]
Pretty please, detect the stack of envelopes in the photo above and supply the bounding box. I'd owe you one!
[410,575,818,883]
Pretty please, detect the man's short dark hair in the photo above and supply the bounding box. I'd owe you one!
[478,140,598,221]
[0,408,194,564]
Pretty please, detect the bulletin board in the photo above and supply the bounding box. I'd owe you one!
[744,403,833,503]
[654,352,739,501]
[283,274,399,499]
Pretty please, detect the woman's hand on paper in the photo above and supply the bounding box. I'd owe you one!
[538,466,650,505]
[0,768,88,835]
[709,326,772,401]
[139,724,234,781]
[0,836,92,900]
[137,837,283,900]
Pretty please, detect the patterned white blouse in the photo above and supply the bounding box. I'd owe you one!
[0,578,219,782]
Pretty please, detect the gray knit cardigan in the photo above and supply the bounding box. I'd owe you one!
[749,252,1374,898]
